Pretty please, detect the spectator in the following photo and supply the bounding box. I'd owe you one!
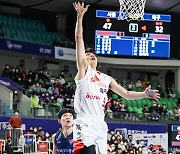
[142,146,148,154]
[26,71,33,80]
[160,104,168,120]
[37,126,44,137]
[106,100,113,118]
[25,78,34,89]
[156,83,164,97]
[34,82,41,94]
[149,101,159,120]
[2,64,10,77]
[119,100,128,119]
[16,77,23,86]
[58,75,65,85]
[136,79,142,88]
[128,81,134,91]
[63,97,73,108]
[173,106,180,121]
[9,68,16,81]
[127,135,135,147]
[119,100,127,112]
[47,86,53,95]
[42,132,50,142]
[63,84,73,98]
[135,140,140,148]
[27,127,34,134]
[49,95,56,104]
[9,110,22,129]
[9,110,22,146]
[141,82,148,89]
[166,85,175,98]
[68,73,74,82]
[14,68,21,82]
[56,94,64,108]
[21,70,26,80]
[30,92,40,117]
[5,136,13,154]
[117,147,123,154]
[13,90,20,110]
[142,105,150,120]
[59,40,65,47]
[113,100,121,112]
[144,74,150,86]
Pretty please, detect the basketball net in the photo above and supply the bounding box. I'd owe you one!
[118,0,146,21]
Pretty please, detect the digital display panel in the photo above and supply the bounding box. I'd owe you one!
[95,10,171,58]
[170,125,180,147]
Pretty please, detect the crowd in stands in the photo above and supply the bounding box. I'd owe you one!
[107,130,172,154]
[4,125,174,154]
[2,64,75,112]
[105,79,180,121]
[1,64,180,121]
[1,64,180,154]
[25,126,53,145]
[52,37,75,49]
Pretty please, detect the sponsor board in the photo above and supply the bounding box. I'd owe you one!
[55,47,76,61]
[0,38,54,58]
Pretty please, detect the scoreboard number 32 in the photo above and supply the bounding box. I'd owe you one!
[155,26,164,33]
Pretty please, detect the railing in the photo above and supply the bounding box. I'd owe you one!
[0,122,10,140]
[31,104,53,119]
[23,134,37,153]
[0,140,5,153]
[0,101,4,116]
[0,130,52,153]
[10,128,23,147]
[105,111,180,122]
[37,140,51,154]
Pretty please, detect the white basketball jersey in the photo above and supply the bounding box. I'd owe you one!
[74,65,110,118]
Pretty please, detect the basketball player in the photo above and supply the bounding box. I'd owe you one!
[73,2,160,154]
[52,108,74,154]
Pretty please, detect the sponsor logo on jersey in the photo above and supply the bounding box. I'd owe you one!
[56,149,74,153]
[86,93,100,100]
[90,74,99,82]
[69,139,73,145]
[100,88,107,93]
[90,74,107,88]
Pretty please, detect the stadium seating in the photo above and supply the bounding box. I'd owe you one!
[0,14,61,45]
[0,99,14,116]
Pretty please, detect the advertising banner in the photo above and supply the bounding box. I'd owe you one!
[132,133,168,152]
[0,116,167,136]
[169,125,180,147]
[108,123,166,134]
[55,46,76,61]
[0,38,54,58]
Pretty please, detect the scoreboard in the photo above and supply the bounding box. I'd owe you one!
[95,10,171,58]
[169,125,180,147]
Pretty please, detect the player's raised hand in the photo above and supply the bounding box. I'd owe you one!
[144,85,160,100]
[73,2,90,17]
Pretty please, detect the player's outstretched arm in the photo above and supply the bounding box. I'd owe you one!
[73,2,89,73]
[109,76,160,100]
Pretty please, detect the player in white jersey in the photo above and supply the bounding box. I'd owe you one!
[73,2,160,154]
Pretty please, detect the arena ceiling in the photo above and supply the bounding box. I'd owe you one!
[0,0,180,14]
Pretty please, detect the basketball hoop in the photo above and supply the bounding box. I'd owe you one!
[118,0,146,21]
